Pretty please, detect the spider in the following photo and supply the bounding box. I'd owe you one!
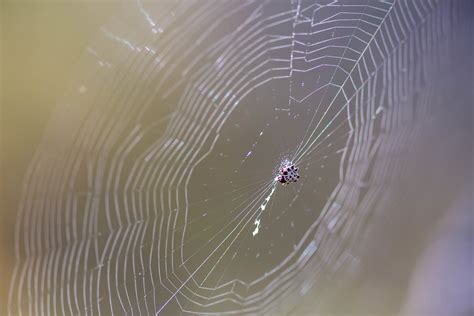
[276,164,299,185]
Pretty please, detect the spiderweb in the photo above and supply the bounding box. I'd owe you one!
[8,0,469,315]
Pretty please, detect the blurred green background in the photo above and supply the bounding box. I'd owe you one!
[1,1,472,315]
[1,0,118,310]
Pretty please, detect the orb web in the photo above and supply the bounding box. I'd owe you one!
[8,0,470,315]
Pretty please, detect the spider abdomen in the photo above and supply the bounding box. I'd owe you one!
[277,164,299,185]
